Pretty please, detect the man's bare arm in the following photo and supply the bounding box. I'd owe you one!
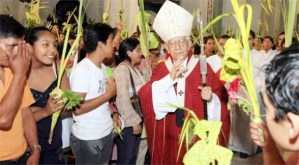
[0,42,30,130]
[23,107,40,165]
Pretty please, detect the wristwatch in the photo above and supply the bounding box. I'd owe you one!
[34,144,42,151]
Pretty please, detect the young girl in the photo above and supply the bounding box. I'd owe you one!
[114,37,147,164]
[204,36,216,57]
[25,26,69,164]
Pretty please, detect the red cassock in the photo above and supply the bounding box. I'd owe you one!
[138,55,230,165]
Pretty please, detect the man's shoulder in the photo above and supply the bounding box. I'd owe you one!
[3,67,12,76]
[1,68,13,85]
[251,48,259,54]
[251,49,263,57]
[76,58,90,67]
[71,59,91,74]
[270,49,278,55]
[259,49,266,54]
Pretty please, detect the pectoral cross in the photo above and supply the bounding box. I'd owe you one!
[178,90,184,96]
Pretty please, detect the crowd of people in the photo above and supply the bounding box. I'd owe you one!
[1,0,299,165]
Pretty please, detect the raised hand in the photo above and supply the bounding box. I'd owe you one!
[170,58,188,80]
[250,121,273,148]
[45,95,66,116]
[8,41,31,77]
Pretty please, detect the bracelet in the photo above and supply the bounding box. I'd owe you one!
[111,112,120,118]
[34,144,41,151]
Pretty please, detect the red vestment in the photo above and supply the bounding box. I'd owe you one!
[138,55,230,164]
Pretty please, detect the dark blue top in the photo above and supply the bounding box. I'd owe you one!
[30,79,62,151]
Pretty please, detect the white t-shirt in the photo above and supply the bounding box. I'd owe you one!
[251,48,267,92]
[69,58,113,140]
[260,49,277,63]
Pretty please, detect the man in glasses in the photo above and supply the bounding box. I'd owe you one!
[138,1,230,164]
[250,42,299,164]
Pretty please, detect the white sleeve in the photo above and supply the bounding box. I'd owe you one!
[207,93,221,121]
[152,74,177,120]
[69,66,90,93]
[253,53,265,92]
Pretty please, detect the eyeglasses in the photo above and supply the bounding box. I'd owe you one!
[167,39,188,49]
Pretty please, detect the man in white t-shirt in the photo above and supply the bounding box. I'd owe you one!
[260,36,277,62]
[69,23,119,164]
[250,31,267,94]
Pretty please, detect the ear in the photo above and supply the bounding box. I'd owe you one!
[97,41,103,48]
[126,50,132,57]
[286,112,299,139]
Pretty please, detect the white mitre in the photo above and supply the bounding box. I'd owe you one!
[153,0,193,42]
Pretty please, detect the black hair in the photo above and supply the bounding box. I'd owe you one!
[0,15,25,38]
[219,34,230,40]
[115,37,140,66]
[78,48,86,62]
[68,33,76,40]
[280,31,285,35]
[193,43,201,55]
[83,23,114,53]
[204,36,214,44]
[262,36,274,44]
[57,43,71,60]
[264,42,299,121]
[25,26,51,45]
[249,30,256,39]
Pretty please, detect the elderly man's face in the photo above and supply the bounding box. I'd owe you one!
[164,36,191,61]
